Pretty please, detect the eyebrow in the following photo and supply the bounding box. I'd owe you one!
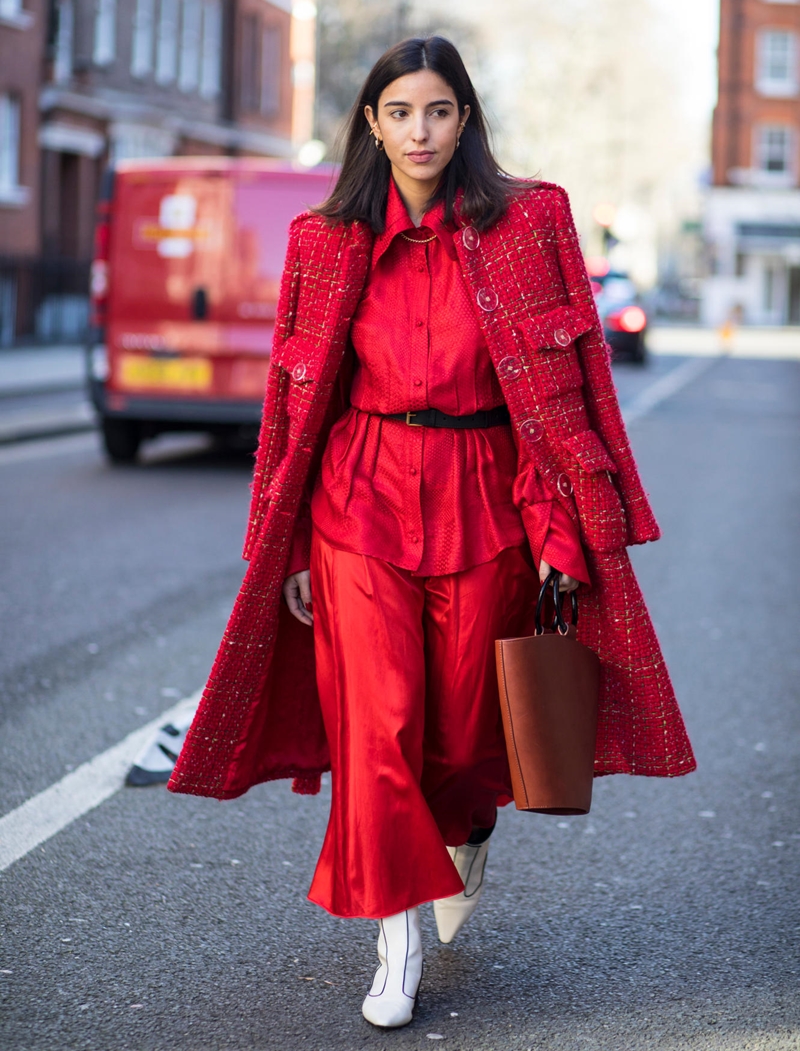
[382,99,455,108]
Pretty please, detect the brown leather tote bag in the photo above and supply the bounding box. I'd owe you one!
[495,570,600,815]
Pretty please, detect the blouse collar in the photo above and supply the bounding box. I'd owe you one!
[372,178,458,268]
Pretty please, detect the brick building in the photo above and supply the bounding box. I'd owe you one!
[0,0,315,345]
[704,0,800,325]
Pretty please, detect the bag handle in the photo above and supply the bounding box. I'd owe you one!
[535,568,579,637]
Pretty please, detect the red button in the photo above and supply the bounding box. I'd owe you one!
[411,535,419,543]
[409,467,417,476]
[415,320,424,327]
[418,265,425,273]
[413,378,423,386]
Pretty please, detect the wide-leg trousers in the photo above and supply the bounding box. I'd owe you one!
[307,530,539,919]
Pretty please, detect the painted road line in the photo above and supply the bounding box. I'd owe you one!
[0,691,202,873]
[622,355,719,426]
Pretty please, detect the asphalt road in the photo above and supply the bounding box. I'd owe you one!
[0,353,798,1050]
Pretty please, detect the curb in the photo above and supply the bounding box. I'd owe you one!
[0,415,96,446]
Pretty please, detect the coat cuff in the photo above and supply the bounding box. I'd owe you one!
[520,499,591,586]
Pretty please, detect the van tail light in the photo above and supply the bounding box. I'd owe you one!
[90,197,111,330]
[606,305,647,333]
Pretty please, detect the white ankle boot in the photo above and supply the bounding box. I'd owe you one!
[361,907,422,1028]
[433,839,490,944]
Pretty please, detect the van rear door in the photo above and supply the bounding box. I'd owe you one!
[104,162,333,422]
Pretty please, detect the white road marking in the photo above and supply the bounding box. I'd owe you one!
[0,691,201,873]
[622,356,718,425]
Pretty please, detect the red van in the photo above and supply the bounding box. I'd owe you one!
[87,158,334,463]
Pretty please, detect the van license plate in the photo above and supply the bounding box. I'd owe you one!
[118,355,212,392]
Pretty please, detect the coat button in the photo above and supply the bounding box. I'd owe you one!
[477,287,499,312]
[519,417,544,442]
[497,355,522,380]
[291,362,307,381]
[554,328,571,347]
[557,473,574,497]
[462,226,480,250]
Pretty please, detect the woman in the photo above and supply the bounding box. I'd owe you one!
[169,37,695,1029]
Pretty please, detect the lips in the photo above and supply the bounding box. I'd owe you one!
[407,151,435,163]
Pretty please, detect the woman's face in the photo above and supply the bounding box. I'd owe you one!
[364,70,469,192]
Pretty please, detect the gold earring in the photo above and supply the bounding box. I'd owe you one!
[371,126,384,151]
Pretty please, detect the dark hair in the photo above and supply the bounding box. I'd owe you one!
[314,36,529,233]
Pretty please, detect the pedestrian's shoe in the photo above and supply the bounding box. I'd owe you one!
[433,838,491,944]
[361,908,422,1028]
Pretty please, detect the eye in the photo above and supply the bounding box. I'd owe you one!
[431,108,451,118]
[389,108,408,119]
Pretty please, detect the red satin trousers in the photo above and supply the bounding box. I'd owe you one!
[307,530,539,919]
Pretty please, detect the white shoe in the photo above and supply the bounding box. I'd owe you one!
[433,839,490,944]
[361,908,422,1028]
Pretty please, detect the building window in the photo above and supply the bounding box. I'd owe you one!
[756,29,798,96]
[261,24,281,115]
[179,0,201,92]
[757,125,795,172]
[199,0,221,99]
[0,93,21,191]
[53,0,74,83]
[0,0,21,18]
[156,0,179,83]
[240,14,258,111]
[131,0,155,77]
[93,0,117,65]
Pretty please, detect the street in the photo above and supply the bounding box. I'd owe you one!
[0,351,798,1050]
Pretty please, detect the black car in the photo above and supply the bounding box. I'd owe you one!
[591,271,647,364]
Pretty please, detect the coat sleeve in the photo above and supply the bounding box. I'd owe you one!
[551,187,661,546]
[242,214,305,561]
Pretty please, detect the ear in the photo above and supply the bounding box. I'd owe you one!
[364,104,377,131]
[461,104,471,126]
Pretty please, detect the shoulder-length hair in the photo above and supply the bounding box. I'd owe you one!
[314,36,529,233]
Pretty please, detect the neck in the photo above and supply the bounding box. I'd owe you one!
[390,166,439,227]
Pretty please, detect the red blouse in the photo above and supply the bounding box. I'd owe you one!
[296,179,589,583]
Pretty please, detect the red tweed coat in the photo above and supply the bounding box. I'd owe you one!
[169,182,696,801]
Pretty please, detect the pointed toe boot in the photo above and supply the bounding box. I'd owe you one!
[433,839,490,944]
[361,907,422,1028]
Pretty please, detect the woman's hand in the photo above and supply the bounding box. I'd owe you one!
[283,570,313,626]
[539,558,580,594]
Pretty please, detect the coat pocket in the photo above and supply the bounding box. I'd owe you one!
[560,429,627,552]
[517,304,595,399]
[270,335,321,384]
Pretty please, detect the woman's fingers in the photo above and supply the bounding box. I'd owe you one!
[539,559,580,593]
[282,571,313,626]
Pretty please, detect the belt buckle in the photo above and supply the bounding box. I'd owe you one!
[406,411,422,426]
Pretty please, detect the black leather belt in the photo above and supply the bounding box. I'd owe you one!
[379,406,511,429]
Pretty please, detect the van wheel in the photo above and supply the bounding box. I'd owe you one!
[101,417,142,464]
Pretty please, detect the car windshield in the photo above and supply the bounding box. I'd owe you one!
[600,277,637,303]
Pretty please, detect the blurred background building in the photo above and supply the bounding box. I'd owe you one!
[0,0,316,345]
[5,0,798,346]
[703,0,800,325]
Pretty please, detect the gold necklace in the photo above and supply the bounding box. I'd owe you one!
[400,230,436,244]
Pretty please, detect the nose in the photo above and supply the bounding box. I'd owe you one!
[410,115,429,144]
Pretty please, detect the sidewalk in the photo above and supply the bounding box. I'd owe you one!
[0,344,86,397]
[0,345,93,444]
[647,323,800,359]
